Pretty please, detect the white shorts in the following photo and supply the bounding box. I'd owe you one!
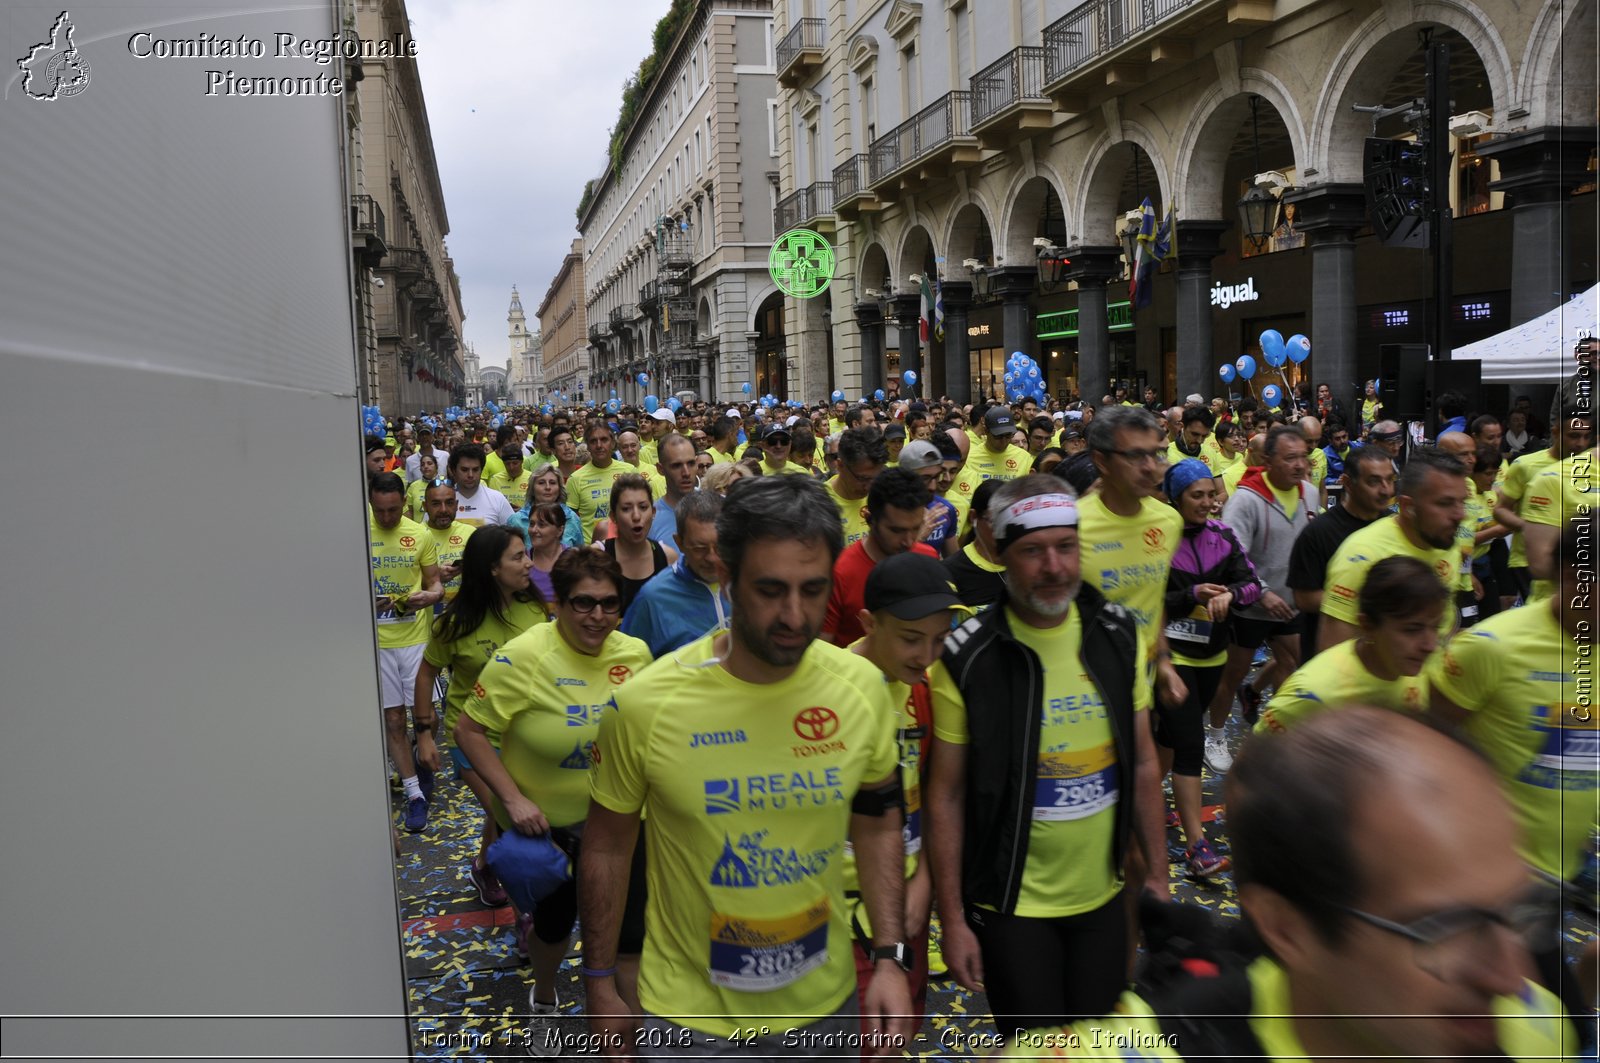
[377,643,426,709]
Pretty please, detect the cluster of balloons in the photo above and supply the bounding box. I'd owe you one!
[361,404,386,437]
[443,405,466,423]
[1002,351,1046,404]
[1259,330,1311,368]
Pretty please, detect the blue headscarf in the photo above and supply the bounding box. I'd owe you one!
[1163,458,1213,502]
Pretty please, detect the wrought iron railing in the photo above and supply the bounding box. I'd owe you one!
[775,18,826,71]
[773,182,835,233]
[970,47,1049,126]
[1043,0,1202,83]
[868,91,973,183]
[609,303,637,329]
[833,154,871,202]
[639,279,660,309]
[350,194,386,243]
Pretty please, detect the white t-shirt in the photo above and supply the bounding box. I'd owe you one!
[453,485,513,527]
[404,447,451,483]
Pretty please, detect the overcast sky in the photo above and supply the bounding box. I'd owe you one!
[410,0,666,369]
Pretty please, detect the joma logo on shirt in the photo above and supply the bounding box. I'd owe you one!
[691,730,748,748]
[555,677,588,687]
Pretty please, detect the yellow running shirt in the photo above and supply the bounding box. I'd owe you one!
[589,640,898,1037]
[930,607,1150,917]
[823,478,872,548]
[466,621,651,829]
[1322,515,1456,636]
[1076,494,1183,634]
[1498,448,1560,568]
[1306,445,1327,492]
[1255,638,1427,735]
[963,443,1033,486]
[1429,605,1599,880]
[424,597,549,737]
[1221,460,1251,497]
[841,664,924,890]
[404,477,429,521]
[565,460,632,543]
[370,514,438,650]
[489,469,534,510]
[482,450,507,485]
[423,520,475,605]
[1520,451,1597,601]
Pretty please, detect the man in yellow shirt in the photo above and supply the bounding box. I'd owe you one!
[948,406,1034,534]
[1521,444,1597,600]
[926,476,1165,1037]
[565,420,631,543]
[487,448,533,510]
[824,427,888,548]
[580,476,913,1053]
[368,472,443,833]
[1319,447,1467,652]
[1491,405,1591,602]
[753,422,812,476]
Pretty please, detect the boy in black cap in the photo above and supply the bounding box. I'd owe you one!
[846,552,962,1033]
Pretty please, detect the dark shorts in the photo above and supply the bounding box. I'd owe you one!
[1231,613,1303,651]
[530,829,648,955]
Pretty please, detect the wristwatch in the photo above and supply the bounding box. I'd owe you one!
[869,942,912,972]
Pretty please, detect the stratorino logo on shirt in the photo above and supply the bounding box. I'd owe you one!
[703,768,845,814]
[709,830,836,888]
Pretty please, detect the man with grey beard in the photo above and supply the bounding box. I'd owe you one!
[924,474,1167,1039]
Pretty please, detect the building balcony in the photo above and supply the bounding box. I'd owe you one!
[609,303,638,331]
[773,181,835,235]
[970,47,1053,144]
[868,91,982,196]
[1042,0,1272,107]
[832,154,882,220]
[349,193,387,264]
[776,18,826,87]
[588,321,608,344]
[657,231,693,269]
[639,279,660,311]
[387,246,426,281]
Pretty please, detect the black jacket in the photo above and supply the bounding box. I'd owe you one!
[939,583,1141,913]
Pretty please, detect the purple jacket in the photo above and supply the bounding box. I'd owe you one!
[1162,519,1264,659]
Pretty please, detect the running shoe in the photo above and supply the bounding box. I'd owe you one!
[469,860,510,907]
[515,911,534,960]
[1251,645,1268,667]
[1185,838,1231,878]
[1203,730,1234,774]
[926,939,947,978]
[1165,808,1181,829]
[525,991,562,1057]
[413,744,436,803]
[403,796,428,833]
[1238,680,1264,726]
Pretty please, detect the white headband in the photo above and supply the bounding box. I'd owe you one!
[994,493,1079,552]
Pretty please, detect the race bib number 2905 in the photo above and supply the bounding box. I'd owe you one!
[1033,749,1119,821]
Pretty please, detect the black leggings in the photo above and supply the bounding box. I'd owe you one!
[966,897,1128,1037]
[1154,664,1222,776]
[533,831,648,954]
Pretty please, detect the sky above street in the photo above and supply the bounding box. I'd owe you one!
[410,0,667,370]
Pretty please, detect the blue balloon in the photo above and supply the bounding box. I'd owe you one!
[636,373,649,387]
[831,389,845,403]
[902,370,918,387]
[1287,333,1311,364]
[1027,366,1040,379]
[1259,330,1286,367]
[644,395,659,413]
[1235,355,1257,381]
[1219,364,1237,384]
[606,399,620,414]
[667,397,682,412]
[610,388,617,397]
[741,382,752,395]
[874,389,886,401]
[1260,384,1283,408]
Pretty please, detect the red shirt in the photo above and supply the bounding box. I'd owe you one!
[823,540,939,647]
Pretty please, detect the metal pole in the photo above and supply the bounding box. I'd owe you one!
[1427,39,1453,360]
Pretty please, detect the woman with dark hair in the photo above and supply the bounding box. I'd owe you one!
[1158,459,1262,878]
[1030,445,1067,476]
[1256,554,1448,733]
[454,549,652,1028]
[598,474,676,614]
[413,525,547,908]
[405,454,439,520]
[524,502,570,603]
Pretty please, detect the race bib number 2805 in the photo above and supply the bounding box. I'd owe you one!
[708,898,829,992]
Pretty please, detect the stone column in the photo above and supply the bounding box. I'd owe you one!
[991,267,1038,362]
[891,293,923,389]
[1174,221,1230,403]
[1063,247,1123,405]
[1284,184,1368,405]
[855,301,884,398]
[698,352,711,401]
[1478,127,1598,326]
[941,281,974,405]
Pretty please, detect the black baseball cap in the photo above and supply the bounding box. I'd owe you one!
[984,407,1016,434]
[864,553,962,620]
[760,422,792,442]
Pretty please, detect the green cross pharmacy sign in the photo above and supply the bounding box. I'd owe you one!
[769,229,835,299]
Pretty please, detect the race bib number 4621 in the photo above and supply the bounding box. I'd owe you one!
[708,898,830,992]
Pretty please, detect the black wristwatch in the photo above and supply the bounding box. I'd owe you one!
[869,942,912,972]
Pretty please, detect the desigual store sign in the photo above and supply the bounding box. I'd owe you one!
[1210,277,1262,309]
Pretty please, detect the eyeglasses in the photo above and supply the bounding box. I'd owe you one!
[428,477,453,488]
[1107,447,1170,465]
[1337,881,1562,981]
[566,594,623,615]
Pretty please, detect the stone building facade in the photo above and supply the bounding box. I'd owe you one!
[538,240,589,401]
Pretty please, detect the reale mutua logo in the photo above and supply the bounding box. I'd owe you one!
[18,11,91,100]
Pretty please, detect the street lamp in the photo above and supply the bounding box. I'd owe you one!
[1237,96,1279,251]
[1034,239,1068,291]
[963,258,994,302]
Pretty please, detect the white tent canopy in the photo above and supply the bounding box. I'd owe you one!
[1455,286,1597,381]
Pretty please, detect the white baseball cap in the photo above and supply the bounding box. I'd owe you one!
[649,408,676,423]
[725,408,742,418]
[785,415,802,427]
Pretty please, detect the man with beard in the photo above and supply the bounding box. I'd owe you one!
[926,476,1166,1038]
[1318,447,1468,652]
[580,475,914,1057]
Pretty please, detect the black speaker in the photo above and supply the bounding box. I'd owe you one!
[1364,138,1430,249]
[1379,344,1429,422]
[1428,359,1483,432]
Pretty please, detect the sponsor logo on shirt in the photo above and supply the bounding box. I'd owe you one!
[555,677,587,687]
[1005,458,1018,470]
[399,535,416,548]
[448,534,464,545]
[559,741,593,770]
[1331,584,1356,601]
[703,768,846,814]
[1444,652,1463,677]
[565,703,607,726]
[1092,542,1120,552]
[473,682,487,699]
[792,707,839,741]
[1435,559,1452,581]
[608,664,633,685]
[709,830,836,888]
[691,729,749,748]
[1142,527,1166,551]
[1530,495,1551,506]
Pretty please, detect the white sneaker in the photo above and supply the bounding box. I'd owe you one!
[1203,729,1234,774]
[525,990,563,1057]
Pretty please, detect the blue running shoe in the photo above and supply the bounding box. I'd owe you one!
[403,796,428,833]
